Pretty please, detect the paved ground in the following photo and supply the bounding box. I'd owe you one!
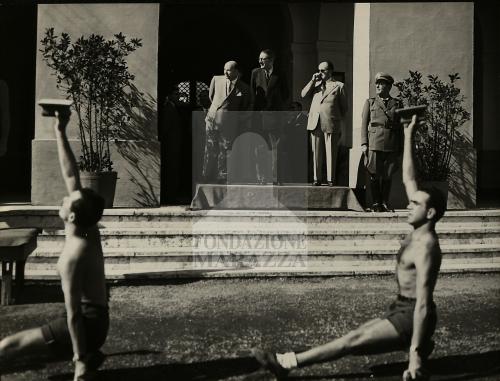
[1,273,499,380]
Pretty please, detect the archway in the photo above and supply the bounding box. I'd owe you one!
[158,2,291,204]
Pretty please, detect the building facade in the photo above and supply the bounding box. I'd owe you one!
[0,2,497,209]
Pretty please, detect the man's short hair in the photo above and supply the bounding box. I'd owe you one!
[324,60,335,72]
[261,49,275,59]
[420,186,446,222]
[71,188,105,228]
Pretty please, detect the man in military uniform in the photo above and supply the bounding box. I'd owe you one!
[361,72,402,212]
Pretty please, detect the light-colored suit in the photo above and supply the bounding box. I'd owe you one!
[203,75,250,181]
[304,80,348,183]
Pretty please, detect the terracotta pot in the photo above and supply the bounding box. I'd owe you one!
[79,171,117,208]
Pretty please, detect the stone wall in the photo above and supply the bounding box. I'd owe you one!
[32,3,160,206]
[369,2,475,208]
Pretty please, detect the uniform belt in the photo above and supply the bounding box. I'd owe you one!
[369,125,393,131]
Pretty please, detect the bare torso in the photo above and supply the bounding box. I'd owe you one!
[396,231,442,299]
[57,226,107,307]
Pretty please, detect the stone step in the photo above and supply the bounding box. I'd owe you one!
[30,242,500,257]
[34,226,500,250]
[26,244,500,268]
[35,224,500,236]
[2,207,499,280]
[22,259,500,280]
[2,207,500,229]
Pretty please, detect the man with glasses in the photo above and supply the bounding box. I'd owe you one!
[301,61,347,187]
[250,49,289,184]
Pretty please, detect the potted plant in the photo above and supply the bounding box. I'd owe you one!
[394,71,471,202]
[40,28,142,207]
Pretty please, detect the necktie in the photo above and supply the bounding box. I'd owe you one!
[227,80,233,96]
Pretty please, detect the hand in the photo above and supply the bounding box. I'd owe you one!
[402,350,428,381]
[73,359,97,381]
[54,109,71,132]
[403,114,424,135]
[361,144,368,154]
[402,368,429,381]
[312,72,322,82]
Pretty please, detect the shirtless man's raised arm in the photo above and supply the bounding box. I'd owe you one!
[402,114,419,200]
[54,109,81,194]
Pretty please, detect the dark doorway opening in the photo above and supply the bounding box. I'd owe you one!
[158,2,292,205]
[0,4,37,203]
[475,2,500,208]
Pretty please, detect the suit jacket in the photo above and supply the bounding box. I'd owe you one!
[360,96,402,152]
[250,67,289,111]
[305,80,348,133]
[205,75,250,139]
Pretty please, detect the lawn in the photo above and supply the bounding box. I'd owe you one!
[1,274,499,380]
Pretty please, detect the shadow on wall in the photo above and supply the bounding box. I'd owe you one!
[115,84,160,207]
[449,131,476,209]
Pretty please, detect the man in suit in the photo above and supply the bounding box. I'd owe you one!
[301,61,348,186]
[203,61,250,183]
[250,49,289,184]
[361,72,403,212]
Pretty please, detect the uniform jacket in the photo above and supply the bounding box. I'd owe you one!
[305,80,348,133]
[205,75,250,138]
[361,96,403,152]
[250,67,289,111]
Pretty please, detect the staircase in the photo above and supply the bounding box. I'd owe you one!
[1,206,499,279]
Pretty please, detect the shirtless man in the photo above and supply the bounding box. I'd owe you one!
[0,110,109,380]
[252,114,446,380]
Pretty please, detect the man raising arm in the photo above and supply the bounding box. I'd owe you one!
[252,114,445,381]
[0,110,109,381]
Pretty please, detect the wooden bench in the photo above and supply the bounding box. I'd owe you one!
[0,228,39,306]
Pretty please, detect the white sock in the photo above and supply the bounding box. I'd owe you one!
[276,352,298,369]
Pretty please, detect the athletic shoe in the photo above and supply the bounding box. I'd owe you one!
[251,348,289,380]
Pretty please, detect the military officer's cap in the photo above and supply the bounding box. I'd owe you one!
[375,72,394,85]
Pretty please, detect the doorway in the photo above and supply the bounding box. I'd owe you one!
[158,2,292,204]
[0,4,37,203]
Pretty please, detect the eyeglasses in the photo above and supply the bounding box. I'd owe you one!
[259,57,270,61]
[319,69,330,73]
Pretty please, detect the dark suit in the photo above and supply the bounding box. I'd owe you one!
[203,75,250,182]
[250,67,288,112]
[250,67,289,183]
[305,80,348,183]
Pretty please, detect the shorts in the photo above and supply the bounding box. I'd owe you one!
[364,150,399,178]
[41,303,109,357]
[384,295,437,347]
